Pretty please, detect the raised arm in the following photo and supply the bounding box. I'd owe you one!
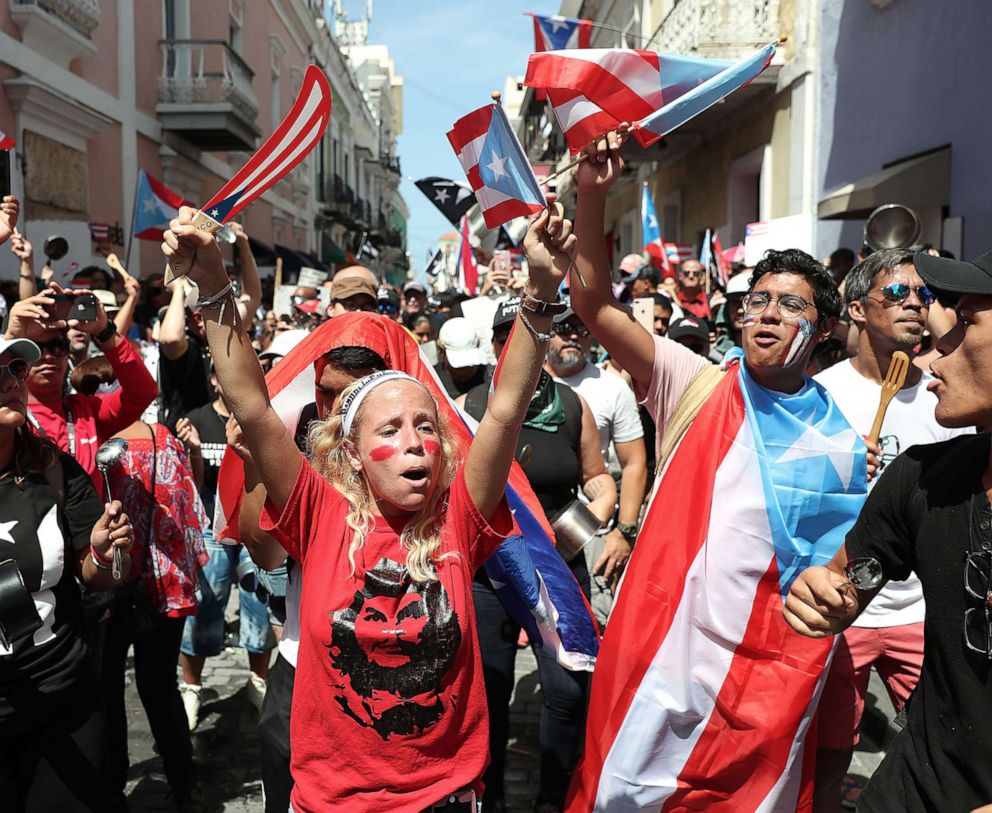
[11,233,37,300]
[114,269,140,337]
[159,280,190,361]
[161,207,302,511]
[231,222,261,327]
[464,198,574,520]
[571,131,656,388]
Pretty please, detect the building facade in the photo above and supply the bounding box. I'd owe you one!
[0,0,406,281]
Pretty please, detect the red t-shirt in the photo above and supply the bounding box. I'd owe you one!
[260,457,514,812]
[677,288,712,321]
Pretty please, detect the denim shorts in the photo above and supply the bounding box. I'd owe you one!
[181,535,276,656]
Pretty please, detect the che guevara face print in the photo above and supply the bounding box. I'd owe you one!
[326,557,462,740]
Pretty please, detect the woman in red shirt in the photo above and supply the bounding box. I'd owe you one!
[163,198,574,812]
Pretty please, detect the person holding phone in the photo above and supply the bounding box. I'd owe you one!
[2,284,157,496]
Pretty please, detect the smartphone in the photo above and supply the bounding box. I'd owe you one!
[71,293,98,322]
[632,297,655,333]
[49,294,75,322]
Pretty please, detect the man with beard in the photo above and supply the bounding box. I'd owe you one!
[545,306,645,621]
[329,556,462,739]
[810,248,972,811]
[785,247,992,812]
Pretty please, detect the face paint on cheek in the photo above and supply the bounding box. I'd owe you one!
[369,445,396,462]
[741,314,760,329]
[423,440,441,457]
[780,318,814,368]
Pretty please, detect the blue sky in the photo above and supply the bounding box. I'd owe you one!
[358,0,560,274]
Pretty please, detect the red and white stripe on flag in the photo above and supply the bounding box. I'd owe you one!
[0,129,15,151]
[89,222,110,243]
[665,242,693,264]
[568,372,832,812]
[524,49,665,153]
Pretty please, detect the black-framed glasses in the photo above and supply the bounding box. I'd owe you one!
[871,283,937,306]
[554,320,590,338]
[964,550,992,659]
[35,338,70,358]
[742,292,812,320]
[0,358,30,382]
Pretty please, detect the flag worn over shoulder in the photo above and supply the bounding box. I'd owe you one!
[641,183,673,276]
[216,313,600,672]
[414,177,477,226]
[447,103,545,229]
[0,130,15,151]
[567,357,867,811]
[525,42,777,154]
[133,169,188,241]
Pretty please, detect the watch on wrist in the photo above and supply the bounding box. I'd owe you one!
[95,321,118,344]
[521,292,567,316]
[616,522,638,542]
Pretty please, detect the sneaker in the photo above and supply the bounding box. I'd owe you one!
[179,681,202,731]
[246,671,267,710]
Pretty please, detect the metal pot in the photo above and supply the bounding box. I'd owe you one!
[551,500,603,563]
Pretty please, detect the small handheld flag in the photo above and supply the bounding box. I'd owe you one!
[641,183,672,276]
[447,103,545,230]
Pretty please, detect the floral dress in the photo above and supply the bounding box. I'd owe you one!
[107,423,209,617]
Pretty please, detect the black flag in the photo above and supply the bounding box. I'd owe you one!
[415,177,476,225]
[424,248,444,278]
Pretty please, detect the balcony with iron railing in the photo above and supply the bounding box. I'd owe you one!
[157,39,261,152]
[11,0,101,67]
[652,0,782,60]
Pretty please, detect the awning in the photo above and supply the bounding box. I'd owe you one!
[320,233,347,265]
[274,244,314,276]
[818,148,950,220]
[246,237,277,266]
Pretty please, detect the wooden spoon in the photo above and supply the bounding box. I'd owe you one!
[867,351,910,446]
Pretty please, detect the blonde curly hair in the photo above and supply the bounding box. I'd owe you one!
[307,377,460,582]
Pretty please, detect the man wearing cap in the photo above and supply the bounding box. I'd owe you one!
[377,287,401,322]
[676,259,712,321]
[714,271,751,355]
[786,248,992,812]
[666,315,717,362]
[434,317,485,398]
[546,305,646,622]
[401,281,429,329]
[327,276,377,317]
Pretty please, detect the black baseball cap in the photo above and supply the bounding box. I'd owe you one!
[667,316,710,344]
[493,297,522,331]
[914,249,992,303]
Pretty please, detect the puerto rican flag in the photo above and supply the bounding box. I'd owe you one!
[0,129,15,151]
[530,13,592,52]
[216,313,600,672]
[132,169,188,241]
[641,183,672,276]
[525,42,777,153]
[447,103,545,229]
[568,357,867,811]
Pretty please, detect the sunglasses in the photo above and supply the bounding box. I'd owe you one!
[680,270,703,279]
[872,283,937,306]
[378,303,398,314]
[964,550,992,659]
[554,321,590,338]
[0,358,30,382]
[35,338,70,358]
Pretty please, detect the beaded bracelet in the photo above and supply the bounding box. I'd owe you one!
[196,280,240,327]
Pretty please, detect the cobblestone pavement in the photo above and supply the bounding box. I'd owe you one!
[120,609,894,812]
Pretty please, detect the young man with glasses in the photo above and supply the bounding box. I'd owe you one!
[786,248,992,813]
[566,132,868,811]
[675,259,712,321]
[811,249,973,811]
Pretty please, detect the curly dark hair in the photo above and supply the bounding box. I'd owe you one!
[748,249,841,322]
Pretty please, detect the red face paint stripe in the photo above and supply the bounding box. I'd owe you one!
[423,440,441,457]
[369,445,396,461]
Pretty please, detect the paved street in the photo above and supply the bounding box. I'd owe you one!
[120,595,895,812]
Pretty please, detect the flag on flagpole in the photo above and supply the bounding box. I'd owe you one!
[214,313,600,672]
[712,231,729,287]
[529,12,592,52]
[641,183,672,276]
[424,248,444,278]
[568,360,867,811]
[666,242,693,265]
[524,42,777,154]
[457,215,479,295]
[132,169,188,241]
[414,177,477,226]
[447,103,545,229]
[0,130,15,151]
[699,227,713,277]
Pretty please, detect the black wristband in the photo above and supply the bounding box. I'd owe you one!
[95,321,118,344]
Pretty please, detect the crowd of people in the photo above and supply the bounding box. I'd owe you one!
[0,125,989,813]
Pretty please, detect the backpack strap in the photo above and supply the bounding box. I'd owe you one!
[557,383,583,455]
[655,365,727,478]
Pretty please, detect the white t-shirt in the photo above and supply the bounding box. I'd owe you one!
[815,359,974,627]
[277,563,302,666]
[556,362,644,472]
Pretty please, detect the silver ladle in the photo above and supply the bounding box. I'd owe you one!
[95,438,129,580]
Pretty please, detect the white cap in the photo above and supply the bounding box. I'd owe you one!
[259,329,308,360]
[94,289,120,314]
[438,317,484,368]
[725,272,752,296]
[0,337,41,364]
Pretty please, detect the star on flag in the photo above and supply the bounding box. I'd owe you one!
[486,150,509,182]
[0,519,18,544]
[777,425,859,491]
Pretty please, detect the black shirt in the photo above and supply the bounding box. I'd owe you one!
[183,402,229,523]
[159,335,211,432]
[0,453,104,729]
[846,434,992,812]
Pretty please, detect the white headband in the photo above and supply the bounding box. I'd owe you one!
[340,370,423,436]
